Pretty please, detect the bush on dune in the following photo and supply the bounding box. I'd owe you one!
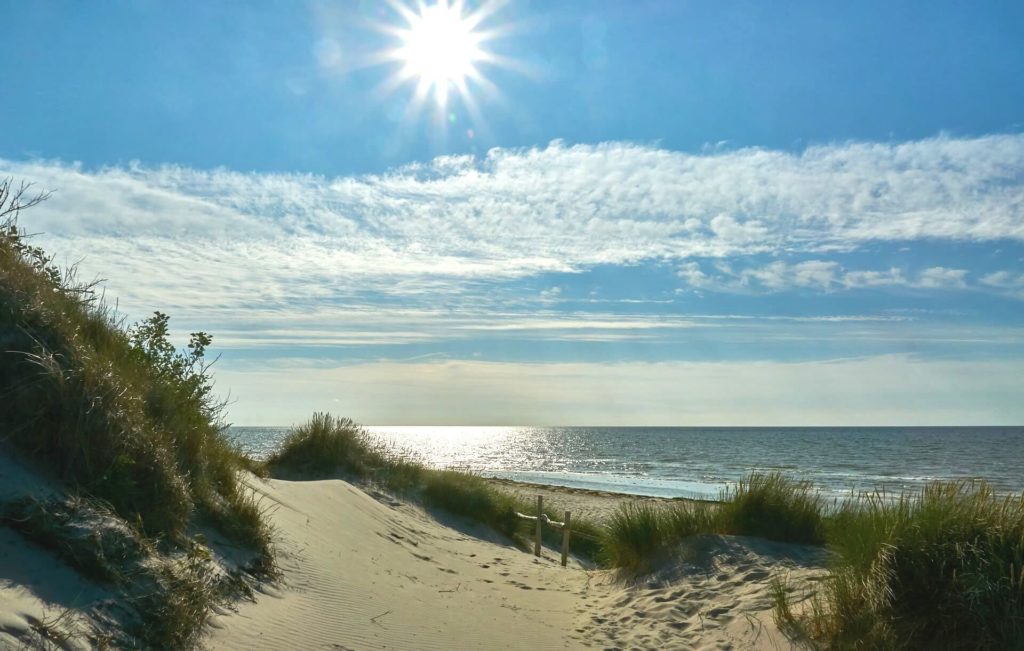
[264,413,382,478]
[598,472,823,571]
[600,472,1024,649]
[1,206,266,545]
[792,481,1024,650]
[717,471,825,545]
[0,183,273,645]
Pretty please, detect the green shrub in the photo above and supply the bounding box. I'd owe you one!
[0,185,269,552]
[795,481,1024,649]
[717,472,825,545]
[600,502,671,570]
[599,500,717,571]
[263,412,380,478]
[421,470,521,536]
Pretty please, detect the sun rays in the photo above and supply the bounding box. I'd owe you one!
[369,0,515,146]
[392,1,488,107]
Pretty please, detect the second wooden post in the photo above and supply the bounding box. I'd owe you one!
[560,510,572,567]
[534,495,543,556]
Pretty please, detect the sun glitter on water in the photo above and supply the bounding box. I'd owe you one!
[388,0,497,107]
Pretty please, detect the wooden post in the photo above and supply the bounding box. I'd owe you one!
[534,495,543,556]
[560,510,572,567]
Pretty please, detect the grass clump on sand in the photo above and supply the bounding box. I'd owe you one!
[0,182,273,646]
[776,481,1024,650]
[717,472,825,545]
[265,412,603,559]
[599,472,822,571]
[599,501,713,571]
[264,412,398,481]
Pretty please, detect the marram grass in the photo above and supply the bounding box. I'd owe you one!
[1,189,274,647]
[786,481,1024,650]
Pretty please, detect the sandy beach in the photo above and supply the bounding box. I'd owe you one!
[205,476,827,650]
[483,477,707,523]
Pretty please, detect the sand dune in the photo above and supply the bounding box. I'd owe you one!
[0,455,98,650]
[582,536,827,650]
[207,477,827,650]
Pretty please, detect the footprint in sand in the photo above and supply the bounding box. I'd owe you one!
[705,605,732,618]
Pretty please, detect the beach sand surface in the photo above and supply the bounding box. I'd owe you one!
[207,477,827,650]
[484,477,700,523]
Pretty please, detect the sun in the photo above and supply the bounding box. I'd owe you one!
[392,1,490,106]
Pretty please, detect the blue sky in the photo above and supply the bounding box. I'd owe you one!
[2,0,1023,425]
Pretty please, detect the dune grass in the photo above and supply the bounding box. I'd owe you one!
[782,481,1024,650]
[599,472,823,571]
[599,501,719,571]
[1,197,271,552]
[1,186,274,646]
[718,472,825,545]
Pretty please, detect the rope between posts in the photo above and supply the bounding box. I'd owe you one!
[514,512,600,541]
[516,496,578,566]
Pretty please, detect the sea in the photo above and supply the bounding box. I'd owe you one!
[228,426,1024,501]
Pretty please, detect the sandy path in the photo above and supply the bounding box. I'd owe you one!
[207,478,591,650]
[207,477,826,650]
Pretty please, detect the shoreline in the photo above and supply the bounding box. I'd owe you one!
[483,476,713,523]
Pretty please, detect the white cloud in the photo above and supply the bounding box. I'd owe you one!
[739,260,839,291]
[979,270,1024,299]
[5,133,1022,281]
[677,262,712,288]
[914,266,968,289]
[2,133,1021,349]
[980,270,1024,289]
[677,260,972,293]
[842,268,906,288]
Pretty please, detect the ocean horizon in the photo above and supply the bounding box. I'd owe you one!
[229,425,1024,501]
